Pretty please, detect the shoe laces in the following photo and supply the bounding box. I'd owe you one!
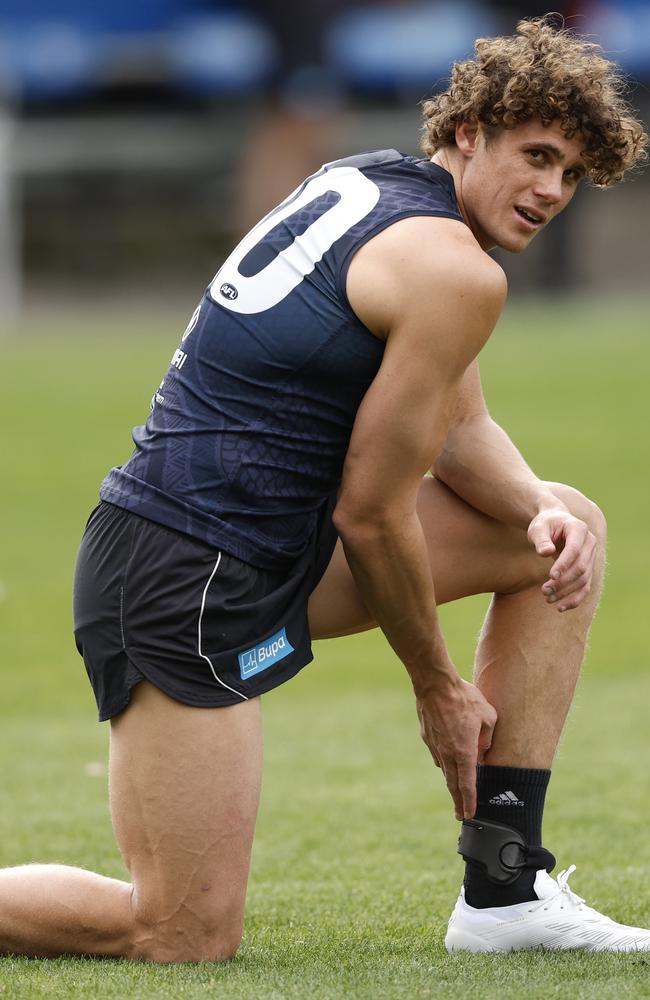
[552,865,586,910]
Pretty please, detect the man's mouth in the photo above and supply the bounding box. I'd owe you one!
[514,205,546,228]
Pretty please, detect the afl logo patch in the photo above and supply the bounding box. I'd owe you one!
[220,282,238,301]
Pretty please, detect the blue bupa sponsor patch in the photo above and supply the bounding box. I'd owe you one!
[238,627,294,680]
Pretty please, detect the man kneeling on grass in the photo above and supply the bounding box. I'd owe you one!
[1,17,649,960]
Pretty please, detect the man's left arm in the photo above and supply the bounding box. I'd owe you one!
[433,361,599,612]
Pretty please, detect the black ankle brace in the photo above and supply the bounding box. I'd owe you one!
[458,818,556,885]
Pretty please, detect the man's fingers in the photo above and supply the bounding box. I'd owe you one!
[546,569,592,602]
[478,720,495,763]
[544,564,590,597]
[418,684,495,820]
[550,543,593,583]
[543,534,596,605]
[548,540,583,579]
[442,755,477,821]
[443,753,478,820]
[442,763,464,821]
[482,705,497,738]
[530,517,597,589]
[555,584,592,612]
[528,523,556,557]
[548,526,593,579]
[456,757,478,819]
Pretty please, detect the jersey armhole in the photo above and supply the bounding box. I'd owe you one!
[336,210,467,318]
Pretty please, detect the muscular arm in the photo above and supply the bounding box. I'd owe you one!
[337,217,505,817]
[435,360,600,612]
[434,361,563,528]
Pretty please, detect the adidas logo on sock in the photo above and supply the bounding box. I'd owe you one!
[489,790,525,806]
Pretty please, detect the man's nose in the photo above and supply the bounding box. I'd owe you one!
[533,169,564,205]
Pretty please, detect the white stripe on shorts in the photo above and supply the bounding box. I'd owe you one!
[197,552,248,701]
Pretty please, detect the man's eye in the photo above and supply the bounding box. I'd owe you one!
[528,149,544,160]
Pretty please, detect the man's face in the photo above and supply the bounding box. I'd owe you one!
[456,119,587,253]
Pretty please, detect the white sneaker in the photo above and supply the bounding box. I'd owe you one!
[445,865,650,953]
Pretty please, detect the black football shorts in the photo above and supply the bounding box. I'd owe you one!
[73,500,338,720]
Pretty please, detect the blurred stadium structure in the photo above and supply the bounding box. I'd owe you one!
[0,1,649,327]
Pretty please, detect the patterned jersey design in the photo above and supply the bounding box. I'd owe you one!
[100,150,465,569]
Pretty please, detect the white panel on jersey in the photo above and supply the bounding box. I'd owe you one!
[209,166,380,315]
[182,303,201,341]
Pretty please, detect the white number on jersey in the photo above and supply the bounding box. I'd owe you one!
[209,165,380,315]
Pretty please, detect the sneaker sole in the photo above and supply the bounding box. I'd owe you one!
[445,928,501,953]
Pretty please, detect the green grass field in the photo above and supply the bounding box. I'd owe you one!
[1,299,650,998]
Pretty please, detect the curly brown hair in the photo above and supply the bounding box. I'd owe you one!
[421,17,648,186]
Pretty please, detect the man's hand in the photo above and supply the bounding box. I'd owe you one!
[416,678,497,821]
[528,508,598,612]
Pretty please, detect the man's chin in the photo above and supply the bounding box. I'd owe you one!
[475,224,537,254]
[495,233,536,254]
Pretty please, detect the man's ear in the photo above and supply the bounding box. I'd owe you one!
[455,120,480,158]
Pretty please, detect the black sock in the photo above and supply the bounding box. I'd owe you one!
[464,764,551,909]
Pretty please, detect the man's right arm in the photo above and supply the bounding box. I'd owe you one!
[337,216,505,819]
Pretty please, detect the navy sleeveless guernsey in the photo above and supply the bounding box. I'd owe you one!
[100,150,464,570]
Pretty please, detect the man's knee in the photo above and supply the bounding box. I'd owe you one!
[136,929,242,965]
[133,922,243,965]
[129,891,244,964]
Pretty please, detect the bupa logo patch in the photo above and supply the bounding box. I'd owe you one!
[238,627,294,680]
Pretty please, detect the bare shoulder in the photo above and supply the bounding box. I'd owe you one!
[347,216,506,341]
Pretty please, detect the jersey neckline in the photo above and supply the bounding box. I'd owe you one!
[411,157,458,199]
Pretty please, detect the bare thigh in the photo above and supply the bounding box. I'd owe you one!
[109,680,262,963]
[308,477,549,639]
